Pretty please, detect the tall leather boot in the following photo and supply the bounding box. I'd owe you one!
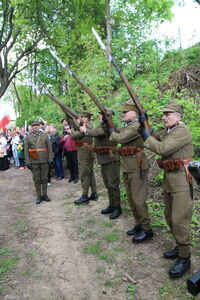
[169,256,191,278]
[110,207,122,219]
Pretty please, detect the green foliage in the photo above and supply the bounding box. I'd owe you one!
[154,171,164,186]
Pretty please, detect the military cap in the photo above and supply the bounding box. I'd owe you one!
[99,107,115,116]
[80,112,93,119]
[31,120,40,126]
[160,101,183,115]
[121,99,138,113]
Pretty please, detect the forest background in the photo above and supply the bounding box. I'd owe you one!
[0,0,200,157]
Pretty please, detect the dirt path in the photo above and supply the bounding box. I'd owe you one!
[0,166,199,300]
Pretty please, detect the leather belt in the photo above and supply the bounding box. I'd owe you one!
[92,146,117,153]
[157,158,193,198]
[118,146,143,156]
[76,141,92,147]
[29,148,48,152]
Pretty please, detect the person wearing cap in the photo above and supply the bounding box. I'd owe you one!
[71,112,98,204]
[80,108,122,219]
[109,100,153,242]
[24,120,53,204]
[139,101,194,278]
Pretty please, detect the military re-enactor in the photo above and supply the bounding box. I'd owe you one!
[24,120,53,204]
[80,109,122,219]
[109,100,153,242]
[71,112,98,204]
[139,101,193,278]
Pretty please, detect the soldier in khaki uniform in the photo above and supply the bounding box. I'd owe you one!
[71,112,98,204]
[80,109,121,219]
[24,120,53,204]
[109,100,153,242]
[139,101,193,278]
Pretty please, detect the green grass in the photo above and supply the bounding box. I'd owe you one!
[125,284,138,300]
[99,250,114,264]
[61,201,74,206]
[84,243,101,255]
[101,221,114,228]
[0,249,20,281]
[104,280,121,287]
[25,252,36,257]
[14,220,28,233]
[105,233,119,243]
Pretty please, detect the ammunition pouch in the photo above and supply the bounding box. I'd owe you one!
[92,146,117,153]
[118,146,143,156]
[157,158,193,183]
[29,148,48,160]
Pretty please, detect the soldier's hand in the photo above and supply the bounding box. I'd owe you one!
[139,112,148,126]
[138,126,153,141]
[109,126,116,133]
[27,164,33,170]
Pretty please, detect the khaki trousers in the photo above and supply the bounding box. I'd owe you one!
[101,161,121,207]
[32,163,48,197]
[123,170,150,230]
[164,190,193,257]
[79,157,96,196]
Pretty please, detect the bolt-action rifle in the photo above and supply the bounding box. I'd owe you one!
[50,49,115,129]
[188,161,200,185]
[30,83,79,129]
[92,27,151,131]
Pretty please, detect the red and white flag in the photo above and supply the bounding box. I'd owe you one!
[0,106,10,132]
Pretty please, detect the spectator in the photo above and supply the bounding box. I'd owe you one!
[17,137,25,170]
[0,132,9,171]
[11,131,20,168]
[60,125,78,183]
[50,127,64,180]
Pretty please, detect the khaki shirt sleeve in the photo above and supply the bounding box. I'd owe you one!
[144,126,192,156]
[85,127,105,137]
[71,129,85,139]
[109,123,140,144]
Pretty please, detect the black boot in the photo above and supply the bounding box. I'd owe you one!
[74,195,89,205]
[36,196,43,204]
[127,225,142,236]
[74,178,79,184]
[132,229,153,243]
[101,205,114,214]
[68,177,74,183]
[164,247,178,259]
[88,192,98,201]
[43,195,51,202]
[110,207,122,219]
[169,257,191,278]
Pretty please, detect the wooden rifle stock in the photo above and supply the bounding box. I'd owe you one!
[50,49,115,129]
[92,28,151,130]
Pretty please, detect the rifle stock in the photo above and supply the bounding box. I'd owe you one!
[92,27,151,130]
[50,49,115,129]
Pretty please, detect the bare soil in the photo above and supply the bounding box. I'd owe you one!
[0,164,199,300]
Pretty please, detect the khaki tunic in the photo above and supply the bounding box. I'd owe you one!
[110,119,150,229]
[24,132,53,197]
[86,124,121,207]
[144,122,193,257]
[71,129,96,196]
